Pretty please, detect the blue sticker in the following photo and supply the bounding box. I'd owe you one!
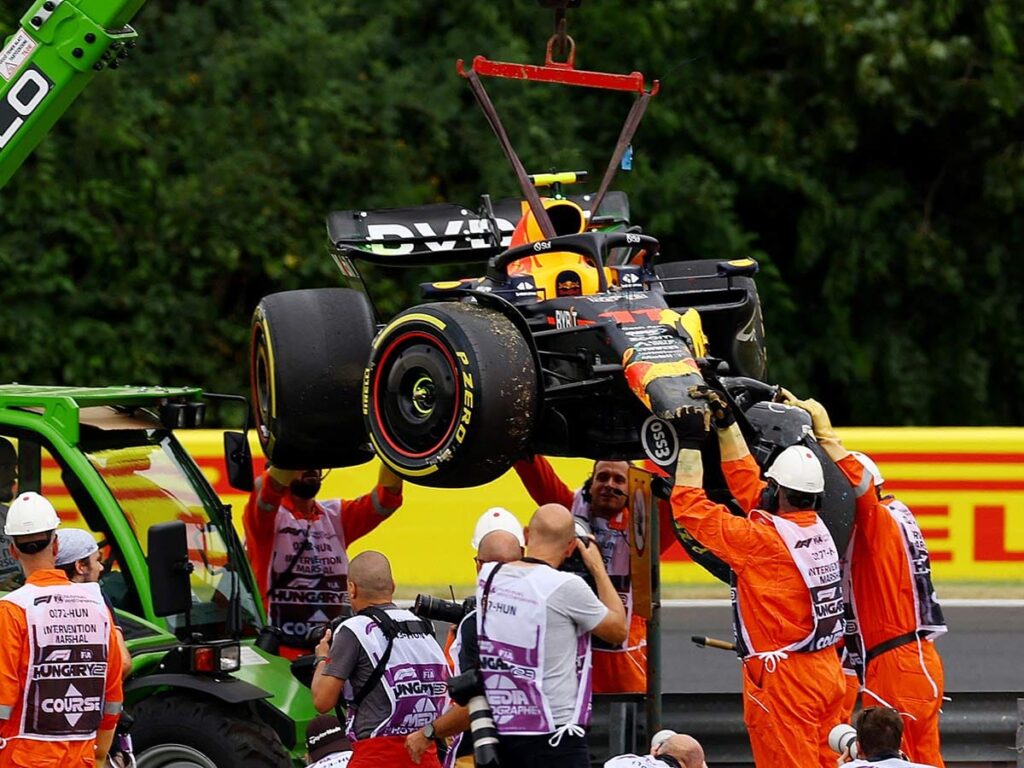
[621,144,634,171]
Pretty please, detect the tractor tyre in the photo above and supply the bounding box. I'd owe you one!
[364,301,537,488]
[131,694,291,768]
[251,288,375,469]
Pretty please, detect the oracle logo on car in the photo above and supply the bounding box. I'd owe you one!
[0,66,52,150]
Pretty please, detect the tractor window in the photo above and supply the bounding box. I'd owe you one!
[83,430,261,637]
[0,433,115,596]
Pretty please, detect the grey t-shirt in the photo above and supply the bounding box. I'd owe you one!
[482,563,608,726]
[0,503,21,587]
[324,603,414,741]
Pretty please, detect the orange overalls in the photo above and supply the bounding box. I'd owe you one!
[672,455,845,768]
[0,570,123,768]
[514,457,647,694]
[836,455,946,766]
[244,471,401,659]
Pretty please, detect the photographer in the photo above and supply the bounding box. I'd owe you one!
[836,707,938,767]
[476,503,627,767]
[311,551,448,767]
[405,507,525,766]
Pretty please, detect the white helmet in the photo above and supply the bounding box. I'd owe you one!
[4,492,60,536]
[765,446,825,494]
[850,451,884,487]
[471,507,525,550]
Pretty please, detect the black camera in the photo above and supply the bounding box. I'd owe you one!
[560,518,598,593]
[306,614,347,645]
[447,669,500,767]
[412,594,476,625]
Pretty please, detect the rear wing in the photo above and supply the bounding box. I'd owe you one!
[326,191,630,267]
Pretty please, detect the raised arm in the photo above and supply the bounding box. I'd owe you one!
[513,455,576,509]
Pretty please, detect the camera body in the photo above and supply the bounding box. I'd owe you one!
[560,518,598,592]
[412,594,477,625]
[306,614,348,646]
[828,723,860,760]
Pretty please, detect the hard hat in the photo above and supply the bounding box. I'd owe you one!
[850,451,884,487]
[765,446,825,494]
[4,491,60,536]
[651,729,678,751]
[471,507,525,550]
[55,528,100,566]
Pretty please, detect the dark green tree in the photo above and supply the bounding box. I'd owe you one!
[0,0,1020,425]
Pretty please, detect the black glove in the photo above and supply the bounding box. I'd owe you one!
[688,385,735,429]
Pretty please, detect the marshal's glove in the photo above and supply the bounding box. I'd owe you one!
[688,385,735,430]
[779,388,838,441]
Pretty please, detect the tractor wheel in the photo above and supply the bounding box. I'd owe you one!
[250,288,375,469]
[364,301,537,488]
[131,694,291,768]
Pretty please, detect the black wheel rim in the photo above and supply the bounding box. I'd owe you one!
[372,330,460,458]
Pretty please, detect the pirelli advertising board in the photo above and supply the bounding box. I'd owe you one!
[39,428,1024,588]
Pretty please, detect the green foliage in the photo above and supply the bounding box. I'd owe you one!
[0,0,1021,425]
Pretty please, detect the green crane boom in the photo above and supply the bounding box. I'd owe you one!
[0,0,144,188]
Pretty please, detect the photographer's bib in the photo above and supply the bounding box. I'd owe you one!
[341,608,448,739]
[2,581,109,740]
[733,511,844,662]
[476,562,593,736]
[267,501,350,647]
[843,499,947,681]
[572,492,635,654]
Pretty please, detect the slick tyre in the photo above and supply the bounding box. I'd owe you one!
[131,695,291,768]
[365,301,537,488]
[251,288,375,469]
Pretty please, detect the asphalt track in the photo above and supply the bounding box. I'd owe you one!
[659,599,1024,693]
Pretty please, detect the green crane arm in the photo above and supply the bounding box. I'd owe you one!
[0,0,144,188]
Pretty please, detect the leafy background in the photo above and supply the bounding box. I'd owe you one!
[1,0,1021,426]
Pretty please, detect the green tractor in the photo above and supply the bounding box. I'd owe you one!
[0,384,317,767]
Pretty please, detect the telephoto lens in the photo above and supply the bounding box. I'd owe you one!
[447,670,500,767]
[412,594,475,624]
[828,723,859,759]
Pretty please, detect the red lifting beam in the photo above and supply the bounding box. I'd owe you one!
[457,36,660,95]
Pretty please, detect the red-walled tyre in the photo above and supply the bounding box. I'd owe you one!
[250,288,375,469]
[364,302,537,488]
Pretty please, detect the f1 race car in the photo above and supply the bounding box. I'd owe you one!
[249,16,855,562]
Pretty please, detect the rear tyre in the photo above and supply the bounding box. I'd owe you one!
[364,302,537,487]
[250,288,375,469]
[131,694,291,768]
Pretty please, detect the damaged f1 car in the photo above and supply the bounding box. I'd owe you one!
[249,14,854,559]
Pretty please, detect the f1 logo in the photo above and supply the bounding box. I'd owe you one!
[0,66,53,150]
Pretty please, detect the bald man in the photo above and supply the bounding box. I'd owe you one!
[605,732,708,768]
[476,503,628,767]
[406,508,526,765]
[312,552,448,768]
